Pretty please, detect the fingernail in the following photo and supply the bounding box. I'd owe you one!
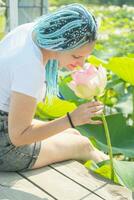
[99,106,104,109]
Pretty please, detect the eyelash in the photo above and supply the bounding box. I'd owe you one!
[72,55,81,59]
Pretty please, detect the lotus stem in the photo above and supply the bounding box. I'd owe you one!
[102,113,114,181]
[94,96,114,180]
[103,89,108,113]
[132,86,134,126]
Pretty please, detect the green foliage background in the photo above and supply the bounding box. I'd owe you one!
[50,0,134,6]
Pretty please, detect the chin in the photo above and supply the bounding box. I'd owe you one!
[58,64,69,70]
[62,66,70,71]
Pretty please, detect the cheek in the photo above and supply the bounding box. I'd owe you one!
[59,56,74,66]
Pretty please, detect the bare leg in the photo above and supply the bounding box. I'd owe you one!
[32,128,109,169]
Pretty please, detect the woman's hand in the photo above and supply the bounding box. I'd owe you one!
[69,101,104,126]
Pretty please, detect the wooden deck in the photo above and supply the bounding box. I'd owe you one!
[0,160,133,200]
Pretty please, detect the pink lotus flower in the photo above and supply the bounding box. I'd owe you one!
[68,63,107,100]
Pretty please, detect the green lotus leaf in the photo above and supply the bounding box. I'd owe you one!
[106,57,134,86]
[113,160,134,191]
[77,113,134,157]
[85,159,134,191]
[85,159,118,184]
[35,97,76,120]
[86,55,108,67]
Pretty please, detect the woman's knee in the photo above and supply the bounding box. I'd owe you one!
[78,136,94,154]
[63,129,94,154]
[65,128,81,135]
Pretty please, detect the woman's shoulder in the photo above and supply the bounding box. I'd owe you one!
[0,22,42,66]
[10,22,35,34]
[0,23,33,54]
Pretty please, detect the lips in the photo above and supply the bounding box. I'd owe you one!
[66,64,83,71]
[67,64,77,70]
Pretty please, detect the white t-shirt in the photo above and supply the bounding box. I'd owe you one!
[0,22,46,113]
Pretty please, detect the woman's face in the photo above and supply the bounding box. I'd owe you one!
[56,41,96,70]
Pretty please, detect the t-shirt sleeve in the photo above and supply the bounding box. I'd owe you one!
[11,63,43,99]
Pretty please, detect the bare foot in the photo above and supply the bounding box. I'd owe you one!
[88,148,109,163]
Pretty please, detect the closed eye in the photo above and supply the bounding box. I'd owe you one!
[72,55,82,59]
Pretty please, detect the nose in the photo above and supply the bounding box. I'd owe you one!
[75,57,85,67]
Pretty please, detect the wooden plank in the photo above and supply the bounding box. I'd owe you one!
[21,166,102,200]
[0,171,54,200]
[51,160,133,200]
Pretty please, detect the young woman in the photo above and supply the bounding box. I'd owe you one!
[0,3,108,172]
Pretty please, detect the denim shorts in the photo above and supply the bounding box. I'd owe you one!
[0,110,41,172]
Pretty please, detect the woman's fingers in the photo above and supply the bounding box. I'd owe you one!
[87,101,103,108]
[70,100,104,126]
[88,110,103,124]
[89,105,104,113]
[88,119,103,124]
[90,109,104,116]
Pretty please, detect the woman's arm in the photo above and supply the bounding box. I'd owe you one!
[8,91,71,147]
